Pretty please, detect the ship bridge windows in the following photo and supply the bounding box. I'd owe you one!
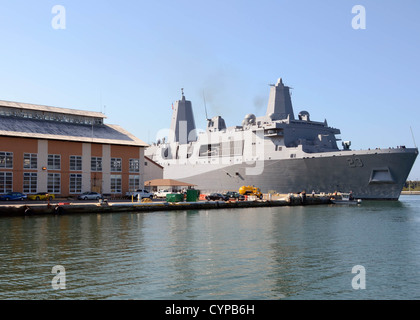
[199,143,220,157]
[199,140,244,158]
[231,140,244,156]
[264,128,283,137]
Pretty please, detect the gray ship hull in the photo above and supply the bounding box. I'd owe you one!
[163,148,418,200]
[150,77,418,200]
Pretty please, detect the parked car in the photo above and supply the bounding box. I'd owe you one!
[223,191,245,200]
[78,192,103,200]
[27,193,55,201]
[126,189,154,200]
[154,189,171,198]
[205,193,229,201]
[0,192,27,201]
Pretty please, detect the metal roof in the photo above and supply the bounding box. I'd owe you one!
[0,99,106,118]
[0,115,148,147]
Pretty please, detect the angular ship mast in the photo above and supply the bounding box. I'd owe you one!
[266,77,295,120]
[168,88,197,144]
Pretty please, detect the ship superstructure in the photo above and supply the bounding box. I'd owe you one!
[146,78,418,200]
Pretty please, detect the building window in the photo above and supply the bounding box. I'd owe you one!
[91,157,102,172]
[69,174,82,194]
[111,158,122,172]
[129,175,140,192]
[129,159,140,173]
[0,152,13,168]
[48,173,61,194]
[110,175,122,193]
[23,153,37,169]
[70,155,82,171]
[0,172,12,193]
[48,154,61,170]
[23,172,37,194]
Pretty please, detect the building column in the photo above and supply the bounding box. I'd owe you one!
[37,140,48,192]
[82,143,91,192]
[102,144,111,194]
[139,147,145,188]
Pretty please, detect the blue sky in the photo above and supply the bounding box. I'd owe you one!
[1,0,419,179]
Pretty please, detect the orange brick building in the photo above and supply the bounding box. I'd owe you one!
[0,100,148,197]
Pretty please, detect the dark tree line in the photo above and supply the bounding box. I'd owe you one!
[403,180,420,191]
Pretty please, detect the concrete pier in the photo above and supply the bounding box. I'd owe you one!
[0,195,331,217]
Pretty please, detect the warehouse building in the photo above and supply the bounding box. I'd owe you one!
[0,99,148,198]
[143,156,163,184]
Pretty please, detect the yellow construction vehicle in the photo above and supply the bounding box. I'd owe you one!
[239,185,263,199]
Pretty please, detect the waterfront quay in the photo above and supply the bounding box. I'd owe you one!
[401,191,420,195]
[0,194,330,217]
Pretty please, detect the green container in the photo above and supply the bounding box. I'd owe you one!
[166,193,184,202]
[186,189,200,202]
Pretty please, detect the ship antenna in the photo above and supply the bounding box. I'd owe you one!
[203,90,209,121]
[410,126,417,148]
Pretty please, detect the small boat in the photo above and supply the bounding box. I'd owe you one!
[331,193,362,205]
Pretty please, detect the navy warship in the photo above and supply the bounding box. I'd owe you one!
[146,78,418,200]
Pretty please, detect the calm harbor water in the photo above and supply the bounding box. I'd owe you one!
[0,196,419,300]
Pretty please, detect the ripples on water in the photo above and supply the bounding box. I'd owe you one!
[0,196,419,300]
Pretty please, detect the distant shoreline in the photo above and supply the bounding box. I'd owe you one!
[401,191,420,195]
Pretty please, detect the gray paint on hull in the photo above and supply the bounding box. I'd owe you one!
[163,150,418,200]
